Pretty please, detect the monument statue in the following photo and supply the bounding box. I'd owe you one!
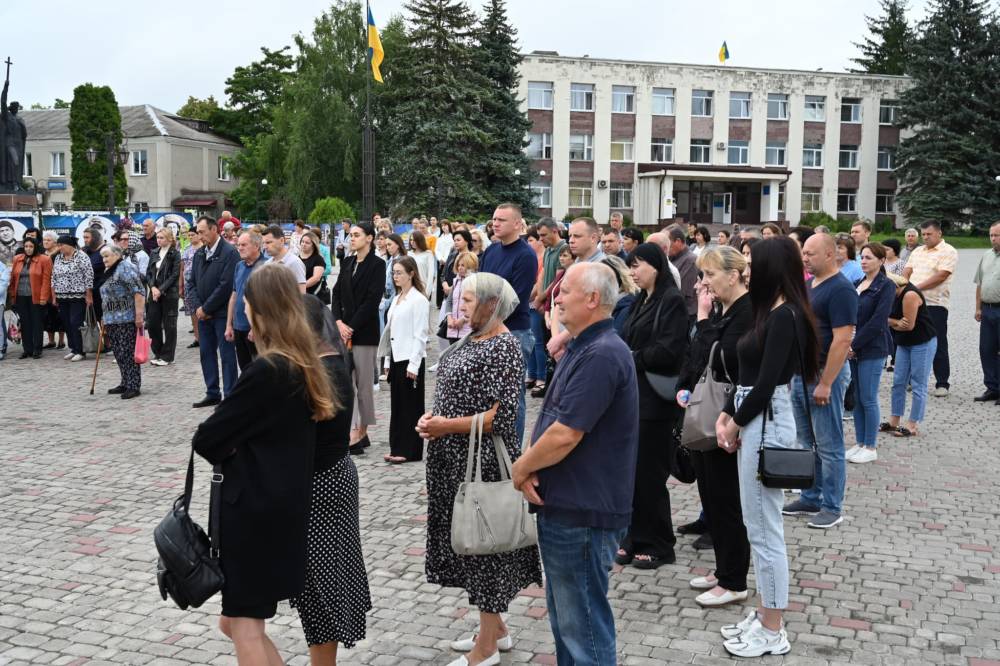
[1,57,28,193]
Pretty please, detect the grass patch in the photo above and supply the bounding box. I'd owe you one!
[871,233,992,249]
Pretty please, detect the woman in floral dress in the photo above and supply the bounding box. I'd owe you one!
[417,273,542,666]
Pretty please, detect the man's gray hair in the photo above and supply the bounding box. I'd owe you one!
[577,263,619,313]
[239,229,263,248]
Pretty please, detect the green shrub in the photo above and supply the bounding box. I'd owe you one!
[308,197,355,224]
[798,211,837,229]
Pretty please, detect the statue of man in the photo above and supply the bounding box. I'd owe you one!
[0,75,10,190]
[8,101,26,188]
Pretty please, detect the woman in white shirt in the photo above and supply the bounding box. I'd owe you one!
[377,256,429,464]
[409,230,437,302]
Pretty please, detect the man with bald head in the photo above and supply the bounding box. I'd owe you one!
[783,233,857,529]
[645,231,684,288]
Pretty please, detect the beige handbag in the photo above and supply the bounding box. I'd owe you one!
[451,412,538,556]
[681,341,734,452]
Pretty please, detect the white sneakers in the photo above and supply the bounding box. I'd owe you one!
[150,358,170,366]
[450,635,512,653]
[696,588,749,607]
[70,354,85,362]
[845,445,861,460]
[64,352,75,360]
[721,610,792,657]
[849,447,877,464]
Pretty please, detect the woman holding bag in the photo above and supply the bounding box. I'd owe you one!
[98,245,146,399]
[416,273,542,666]
[146,227,181,366]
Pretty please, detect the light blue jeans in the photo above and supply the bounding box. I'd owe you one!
[509,327,534,447]
[851,357,886,447]
[734,384,793,610]
[891,338,938,423]
[793,362,851,516]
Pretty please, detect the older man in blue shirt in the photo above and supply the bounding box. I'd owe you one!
[225,229,266,372]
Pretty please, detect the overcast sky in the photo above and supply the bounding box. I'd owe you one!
[2,0,934,113]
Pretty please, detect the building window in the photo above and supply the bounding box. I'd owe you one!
[217,156,231,181]
[839,145,859,169]
[611,85,635,113]
[876,189,895,213]
[841,97,862,123]
[130,149,148,176]
[569,134,593,161]
[650,137,673,163]
[22,153,32,177]
[652,88,675,115]
[609,182,633,208]
[764,141,786,166]
[767,93,789,120]
[728,139,749,165]
[531,182,552,208]
[803,143,823,168]
[879,100,899,125]
[568,181,593,208]
[690,139,711,164]
[778,183,786,214]
[133,202,150,213]
[878,146,896,170]
[692,89,713,117]
[837,188,858,212]
[526,132,552,159]
[527,81,553,110]
[610,139,634,162]
[804,95,826,121]
[801,187,823,212]
[729,91,751,119]
[570,83,594,112]
[51,152,66,177]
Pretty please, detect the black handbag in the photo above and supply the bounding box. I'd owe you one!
[154,450,224,610]
[757,309,816,489]
[643,299,679,400]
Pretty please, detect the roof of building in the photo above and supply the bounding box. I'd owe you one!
[21,105,241,146]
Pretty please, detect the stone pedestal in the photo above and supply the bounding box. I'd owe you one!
[0,192,38,213]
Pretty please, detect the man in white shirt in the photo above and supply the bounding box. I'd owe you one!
[263,225,307,294]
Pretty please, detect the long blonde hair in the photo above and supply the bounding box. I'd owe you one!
[244,264,335,421]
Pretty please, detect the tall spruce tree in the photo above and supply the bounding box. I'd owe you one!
[68,84,127,211]
[473,0,533,213]
[850,0,912,75]
[380,0,493,216]
[895,0,1000,229]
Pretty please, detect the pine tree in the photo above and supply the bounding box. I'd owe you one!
[380,0,494,216]
[472,0,533,213]
[895,0,1000,230]
[68,84,127,211]
[850,0,913,75]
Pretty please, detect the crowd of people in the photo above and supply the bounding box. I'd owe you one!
[2,206,999,666]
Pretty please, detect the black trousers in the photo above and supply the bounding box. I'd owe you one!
[388,359,425,461]
[107,322,141,391]
[15,296,45,356]
[621,418,677,558]
[57,298,85,355]
[233,329,257,372]
[927,305,950,389]
[692,448,750,591]
[146,295,178,362]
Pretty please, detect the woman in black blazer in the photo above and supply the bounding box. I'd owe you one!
[330,222,386,454]
[145,227,181,365]
[193,264,335,664]
[617,242,689,569]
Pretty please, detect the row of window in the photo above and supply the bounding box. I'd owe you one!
[527,82,900,124]
[23,151,232,181]
[803,188,897,214]
[527,132,897,169]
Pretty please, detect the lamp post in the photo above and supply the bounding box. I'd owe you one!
[256,178,268,222]
[84,132,129,215]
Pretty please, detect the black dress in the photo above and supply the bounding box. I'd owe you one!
[291,354,371,647]
[192,356,316,618]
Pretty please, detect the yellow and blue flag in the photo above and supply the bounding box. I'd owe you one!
[368,6,384,83]
[719,41,730,63]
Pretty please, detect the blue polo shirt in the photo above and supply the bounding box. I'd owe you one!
[233,254,266,332]
[808,272,858,365]
[480,237,537,331]
[530,319,639,529]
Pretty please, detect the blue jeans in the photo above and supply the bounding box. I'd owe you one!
[528,309,548,381]
[198,317,238,400]
[851,357,885,447]
[509,327,534,447]
[793,362,850,516]
[734,384,793,609]
[980,306,1000,392]
[891,338,937,423]
[537,515,626,666]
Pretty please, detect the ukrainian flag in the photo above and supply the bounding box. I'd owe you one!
[368,6,384,83]
[719,41,730,63]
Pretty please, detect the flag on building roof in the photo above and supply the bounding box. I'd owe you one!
[368,6,385,83]
[719,41,730,64]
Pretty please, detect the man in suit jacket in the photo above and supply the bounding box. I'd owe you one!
[189,215,240,407]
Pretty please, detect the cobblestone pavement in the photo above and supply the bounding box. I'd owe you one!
[1,249,998,666]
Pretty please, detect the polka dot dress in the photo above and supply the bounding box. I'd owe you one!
[425,333,543,614]
[290,456,371,647]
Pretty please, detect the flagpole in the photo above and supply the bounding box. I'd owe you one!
[362,0,376,223]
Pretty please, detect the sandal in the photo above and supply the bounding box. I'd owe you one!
[632,553,671,570]
[525,379,537,390]
[878,422,895,433]
[614,548,634,566]
[530,383,547,398]
[891,426,916,438]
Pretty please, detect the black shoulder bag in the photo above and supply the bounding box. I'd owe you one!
[154,450,224,609]
[757,309,817,490]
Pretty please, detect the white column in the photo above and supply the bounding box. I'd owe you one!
[662,175,675,219]
[822,85,841,218]
[674,87,692,165]
[712,89,730,166]
[749,88,768,166]
[786,92,806,224]
[592,81,613,221]
[765,178,781,221]
[551,79,571,221]
[857,95,880,221]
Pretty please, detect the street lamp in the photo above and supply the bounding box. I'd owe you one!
[84,132,128,215]
[255,178,268,221]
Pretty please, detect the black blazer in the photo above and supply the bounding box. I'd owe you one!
[621,283,689,418]
[331,252,386,346]
[145,246,181,299]
[192,356,316,609]
[678,292,752,393]
[189,239,239,318]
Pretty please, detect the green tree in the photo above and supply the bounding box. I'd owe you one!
[210,46,295,140]
[895,0,1000,229]
[54,98,71,109]
[850,0,913,75]
[472,0,533,212]
[177,95,221,120]
[68,84,127,211]
[308,196,356,223]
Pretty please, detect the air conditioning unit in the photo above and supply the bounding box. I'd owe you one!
[597,179,608,189]
[716,142,727,151]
